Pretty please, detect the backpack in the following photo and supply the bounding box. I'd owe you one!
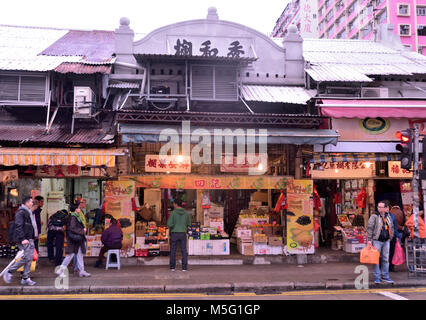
[49,211,68,227]
[8,221,17,244]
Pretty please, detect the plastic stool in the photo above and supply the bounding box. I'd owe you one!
[105,249,121,270]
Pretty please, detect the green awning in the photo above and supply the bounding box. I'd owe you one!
[119,124,339,146]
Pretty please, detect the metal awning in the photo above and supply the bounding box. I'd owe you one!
[318,99,426,118]
[311,153,401,163]
[240,85,316,105]
[119,124,339,146]
[0,148,126,168]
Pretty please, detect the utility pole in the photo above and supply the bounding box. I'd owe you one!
[412,125,420,239]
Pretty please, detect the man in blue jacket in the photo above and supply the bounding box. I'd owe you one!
[94,218,123,268]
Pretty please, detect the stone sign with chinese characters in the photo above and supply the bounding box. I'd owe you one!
[35,165,115,178]
[168,36,252,58]
[311,162,375,179]
[145,155,191,173]
[388,161,413,178]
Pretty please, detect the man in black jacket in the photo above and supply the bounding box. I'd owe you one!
[3,196,37,286]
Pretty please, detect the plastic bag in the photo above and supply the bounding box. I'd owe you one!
[392,239,406,266]
[360,244,380,264]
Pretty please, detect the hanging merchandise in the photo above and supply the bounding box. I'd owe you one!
[274,190,287,213]
[313,185,321,211]
[201,191,211,209]
[357,187,367,209]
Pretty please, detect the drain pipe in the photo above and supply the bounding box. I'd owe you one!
[114,61,147,95]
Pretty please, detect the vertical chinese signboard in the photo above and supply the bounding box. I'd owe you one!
[400,181,414,216]
[287,180,315,255]
[104,180,135,257]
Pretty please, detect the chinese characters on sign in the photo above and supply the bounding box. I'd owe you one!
[145,155,191,173]
[0,170,18,183]
[311,162,375,179]
[174,39,245,58]
[388,161,413,178]
[35,165,110,177]
[303,3,312,33]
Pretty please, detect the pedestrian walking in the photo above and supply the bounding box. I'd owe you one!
[367,200,395,284]
[2,196,37,286]
[94,218,123,268]
[47,209,68,266]
[71,199,87,274]
[32,196,44,253]
[55,204,91,278]
[167,196,191,272]
[387,203,402,272]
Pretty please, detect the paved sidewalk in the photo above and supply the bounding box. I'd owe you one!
[0,257,425,295]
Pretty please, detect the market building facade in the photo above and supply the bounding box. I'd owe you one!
[111,8,339,257]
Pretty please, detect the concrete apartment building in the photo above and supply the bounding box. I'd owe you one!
[272,0,426,55]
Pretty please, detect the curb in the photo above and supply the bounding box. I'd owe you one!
[1,280,426,295]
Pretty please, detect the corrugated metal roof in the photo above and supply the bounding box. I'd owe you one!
[0,25,80,71]
[40,30,115,63]
[0,124,114,144]
[108,81,140,89]
[305,64,372,82]
[241,85,316,104]
[54,62,113,74]
[302,38,426,81]
[0,25,115,72]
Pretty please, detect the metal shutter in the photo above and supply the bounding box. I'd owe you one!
[215,67,238,101]
[0,75,19,101]
[20,76,46,102]
[191,66,214,100]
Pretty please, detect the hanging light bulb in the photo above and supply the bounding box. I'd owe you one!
[258,163,263,171]
[365,162,371,168]
[177,155,184,163]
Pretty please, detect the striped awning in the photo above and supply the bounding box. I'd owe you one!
[311,153,401,164]
[0,148,127,168]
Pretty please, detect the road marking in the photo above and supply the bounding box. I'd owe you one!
[378,291,408,300]
[0,287,425,299]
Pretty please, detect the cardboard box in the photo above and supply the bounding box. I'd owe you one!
[344,242,366,253]
[251,192,268,203]
[263,226,273,236]
[212,240,230,255]
[268,236,283,246]
[209,204,224,217]
[236,228,252,239]
[160,243,170,252]
[237,242,254,256]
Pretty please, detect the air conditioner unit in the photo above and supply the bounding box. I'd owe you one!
[73,86,95,116]
[361,87,389,98]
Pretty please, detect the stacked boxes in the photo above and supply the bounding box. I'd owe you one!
[188,222,201,240]
[86,235,102,257]
[134,222,170,257]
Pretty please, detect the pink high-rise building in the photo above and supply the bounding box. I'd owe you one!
[272,0,426,55]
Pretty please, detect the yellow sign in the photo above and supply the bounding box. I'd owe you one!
[104,180,135,257]
[311,162,375,179]
[145,155,191,173]
[287,180,314,255]
[388,161,413,178]
[123,175,292,190]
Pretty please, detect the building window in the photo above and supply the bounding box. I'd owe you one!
[336,29,347,39]
[377,10,387,24]
[399,24,411,36]
[0,73,47,103]
[418,46,424,54]
[325,9,334,22]
[336,0,344,11]
[403,44,412,50]
[417,6,426,16]
[418,25,426,36]
[377,0,385,6]
[347,2,357,15]
[327,24,335,37]
[325,0,331,9]
[398,4,410,16]
[191,65,238,101]
[361,22,373,38]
